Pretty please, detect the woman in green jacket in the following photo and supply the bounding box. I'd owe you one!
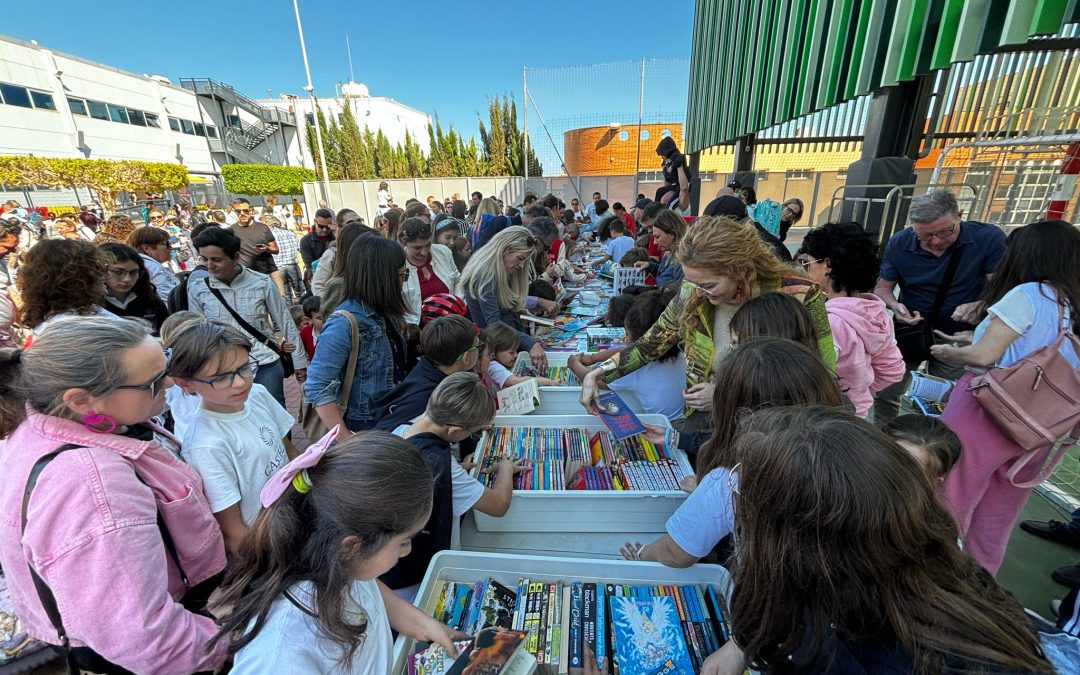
[580,214,835,455]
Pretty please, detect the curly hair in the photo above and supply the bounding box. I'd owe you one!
[96,214,137,244]
[797,222,880,294]
[18,239,109,328]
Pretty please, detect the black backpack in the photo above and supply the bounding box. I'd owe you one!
[167,268,202,313]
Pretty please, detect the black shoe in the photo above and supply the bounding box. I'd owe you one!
[1051,564,1080,588]
[1020,519,1080,549]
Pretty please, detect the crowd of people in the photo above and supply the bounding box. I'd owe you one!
[0,180,1079,674]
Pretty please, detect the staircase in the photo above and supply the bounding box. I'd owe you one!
[180,78,295,165]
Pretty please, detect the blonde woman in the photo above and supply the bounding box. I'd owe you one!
[458,226,551,368]
[579,215,836,454]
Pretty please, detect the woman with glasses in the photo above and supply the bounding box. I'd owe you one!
[778,197,804,242]
[305,236,410,437]
[458,226,551,369]
[632,208,686,287]
[16,239,114,340]
[580,215,835,456]
[399,217,461,325]
[0,317,230,674]
[98,242,170,334]
[128,225,179,302]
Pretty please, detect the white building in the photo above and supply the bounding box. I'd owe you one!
[257,81,432,169]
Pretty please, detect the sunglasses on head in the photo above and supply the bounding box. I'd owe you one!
[402,224,432,240]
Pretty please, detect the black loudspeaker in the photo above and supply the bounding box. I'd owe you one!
[726,171,757,190]
[839,157,916,240]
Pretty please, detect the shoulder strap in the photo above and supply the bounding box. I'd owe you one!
[335,310,361,414]
[203,278,283,355]
[929,245,965,326]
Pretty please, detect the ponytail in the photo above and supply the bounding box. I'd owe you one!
[210,431,433,665]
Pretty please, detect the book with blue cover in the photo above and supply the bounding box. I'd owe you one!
[610,595,694,675]
[595,391,646,441]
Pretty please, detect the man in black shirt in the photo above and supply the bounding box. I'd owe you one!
[229,198,277,274]
[298,208,335,284]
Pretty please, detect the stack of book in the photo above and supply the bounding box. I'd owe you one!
[474,427,687,492]
[512,363,580,386]
[421,577,730,674]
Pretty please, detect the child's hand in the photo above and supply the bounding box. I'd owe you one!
[460,454,475,472]
[620,541,644,560]
[537,376,560,386]
[500,456,530,475]
[410,613,469,656]
[679,475,698,493]
[641,424,667,446]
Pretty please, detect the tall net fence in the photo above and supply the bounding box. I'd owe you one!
[523,59,690,203]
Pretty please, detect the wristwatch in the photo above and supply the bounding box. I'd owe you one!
[596,358,618,374]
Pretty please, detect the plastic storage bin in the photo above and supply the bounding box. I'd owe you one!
[509,351,647,415]
[470,414,689,533]
[391,551,732,675]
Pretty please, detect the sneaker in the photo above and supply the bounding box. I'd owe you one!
[1020,519,1080,549]
[1051,564,1080,588]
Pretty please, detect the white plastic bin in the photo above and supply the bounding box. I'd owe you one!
[509,352,647,415]
[470,415,689,533]
[391,551,731,675]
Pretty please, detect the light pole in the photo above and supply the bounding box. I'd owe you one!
[293,0,331,207]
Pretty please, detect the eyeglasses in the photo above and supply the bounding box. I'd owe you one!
[685,280,720,297]
[914,223,957,242]
[115,349,172,398]
[107,267,143,279]
[456,339,484,362]
[797,257,821,270]
[149,215,164,222]
[188,358,259,390]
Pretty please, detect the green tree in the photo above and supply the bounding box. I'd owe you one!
[373,130,393,177]
[403,130,427,178]
[339,104,375,179]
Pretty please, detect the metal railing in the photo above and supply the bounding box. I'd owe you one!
[180,78,295,127]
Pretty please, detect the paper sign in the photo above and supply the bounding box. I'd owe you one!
[498,378,541,415]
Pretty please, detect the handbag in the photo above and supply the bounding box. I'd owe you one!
[968,303,1080,488]
[204,279,295,377]
[893,246,965,363]
[299,310,360,440]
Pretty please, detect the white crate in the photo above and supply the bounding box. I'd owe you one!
[509,352,647,415]
[470,415,688,533]
[391,551,732,675]
[612,265,646,294]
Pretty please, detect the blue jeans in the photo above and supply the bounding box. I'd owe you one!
[254,357,286,409]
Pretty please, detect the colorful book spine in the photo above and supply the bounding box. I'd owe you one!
[537,581,550,664]
[525,582,543,655]
[569,583,583,671]
[582,583,596,665]
[595,582,606,671]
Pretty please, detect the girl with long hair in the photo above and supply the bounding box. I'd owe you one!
[581,215,835,455]
[458,225,549,368]
[213,430,464,673]
[931,219,1080,572]
[319,221,376,316]
[705,406,1051,674]
[620,338,842,568]
[98,242,170,334]
[632,208,686,287]
[305,236,410,436]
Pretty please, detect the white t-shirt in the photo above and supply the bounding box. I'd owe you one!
[164,386,202,443]
[180,384,294,525]
[390,424,485,516]
[232,578,391,675]
[665,466,736,559]
[971,282,1078,370]
[609,353,686,421]
[486,361,514,390]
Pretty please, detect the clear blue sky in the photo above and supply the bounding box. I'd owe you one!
[6,0,695,142]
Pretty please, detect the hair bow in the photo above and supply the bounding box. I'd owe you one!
[259,425,340,507]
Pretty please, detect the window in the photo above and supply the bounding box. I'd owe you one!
[68,97,87,116]
[168,117,181,131]
[87,100,109,120]
[786,170,812,180]
[144,112,160,128]
[617,130,629,141]
[30,91,56,111]
[193,122,206,137]
[227,114,241,128]
[0,83,33,108]
[107,104,129,124]
[127,109,147,126]
[205,125,218,138]
[639,129,650,140]
[181,119,195,135]
[305,112,315,125]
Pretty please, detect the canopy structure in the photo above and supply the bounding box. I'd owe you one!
[685,0,1080,153]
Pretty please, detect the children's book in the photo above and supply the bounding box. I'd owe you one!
[497,378,540,415]
[446,627,536,675]
[595,391,646,441]
[610,596,694,675]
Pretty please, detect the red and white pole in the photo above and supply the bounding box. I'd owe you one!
[1045,142,1080,221]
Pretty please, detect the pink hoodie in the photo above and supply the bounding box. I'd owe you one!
[826,294,906,416]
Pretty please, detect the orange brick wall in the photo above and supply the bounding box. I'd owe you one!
[563,124,687,175]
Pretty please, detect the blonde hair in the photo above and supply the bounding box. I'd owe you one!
[426,371,495,429]
[458,226,535,312]
[677,216,794,300]
[476,197,501,221]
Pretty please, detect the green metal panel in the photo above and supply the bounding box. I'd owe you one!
[881,0,917,86]
[931,0,968,69]
[897,0,932,81]
[950,0,993,63]
[1001,0,1038,44]
[1031,0,1070,34]
[845,0,878,99]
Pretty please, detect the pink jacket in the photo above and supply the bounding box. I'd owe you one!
[827,294,906,416]
[0,408,229,674]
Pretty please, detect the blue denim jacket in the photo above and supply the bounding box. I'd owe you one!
[303,298,397,431]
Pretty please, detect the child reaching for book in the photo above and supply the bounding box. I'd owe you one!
[384,372,528,600]
[569,288,685,421]
[211,429,467,673]
[880,414,961,487]
[168,318,300,555]
[484,321,559,389]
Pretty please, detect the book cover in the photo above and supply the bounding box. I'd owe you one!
[536,581,550,664]
[446,627,536,675]
[478,579,518,631]
[595,583,607,671]
[605,584,622,675]
[497,378,541,415]
[525,583,544,656]
[595,392,646,441]
[559,585,572,675]
[610,596,694,675]
[548,582,561,667]
[568,583,584,675]
[582,583,597,667]
[512,578,529,632]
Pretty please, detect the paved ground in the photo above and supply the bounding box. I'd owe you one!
[283,375,311,449]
